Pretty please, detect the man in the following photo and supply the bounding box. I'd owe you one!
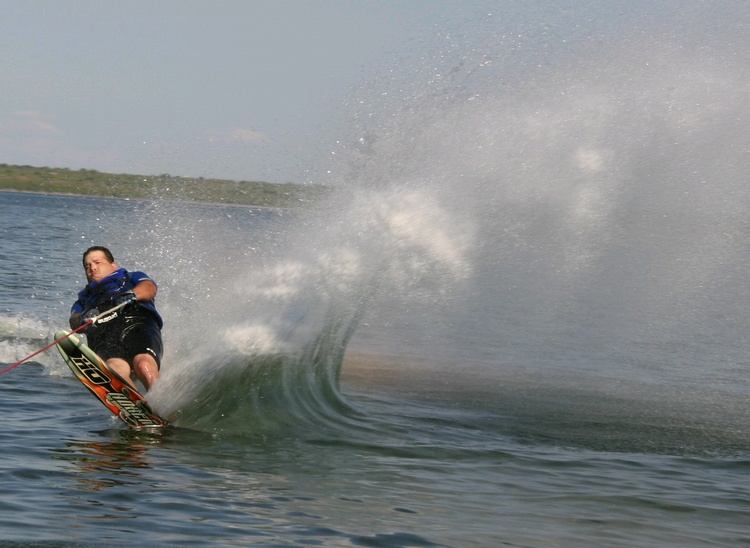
[69,246,163,391]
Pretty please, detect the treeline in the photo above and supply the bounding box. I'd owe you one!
[0,164,330,208]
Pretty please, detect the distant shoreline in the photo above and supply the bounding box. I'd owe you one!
[0,163,331,208]
[0,187,292,210]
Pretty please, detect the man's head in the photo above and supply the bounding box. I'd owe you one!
[82,246,118,283]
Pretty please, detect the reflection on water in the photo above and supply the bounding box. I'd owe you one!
[50,431,167,492]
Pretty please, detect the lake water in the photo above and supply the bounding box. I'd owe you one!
[0,190,747,546]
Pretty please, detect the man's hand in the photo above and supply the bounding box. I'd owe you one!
[80,308,100,329]
[116,290,137,306]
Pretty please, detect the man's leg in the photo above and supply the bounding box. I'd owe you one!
[106,357,137,390]
[133,353,160,391]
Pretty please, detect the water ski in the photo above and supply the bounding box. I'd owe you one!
[55,330,167,430]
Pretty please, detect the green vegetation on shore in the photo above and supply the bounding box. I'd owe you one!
[0,163,330,208]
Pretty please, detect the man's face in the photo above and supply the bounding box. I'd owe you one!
[83,251,118,283]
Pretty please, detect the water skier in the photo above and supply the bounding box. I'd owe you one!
[69,246,163,391]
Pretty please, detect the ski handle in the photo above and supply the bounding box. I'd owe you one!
[0,300,132,377]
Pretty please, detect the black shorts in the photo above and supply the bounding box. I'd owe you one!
[88,313,163,368]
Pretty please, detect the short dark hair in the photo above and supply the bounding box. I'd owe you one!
[83,246,115,266]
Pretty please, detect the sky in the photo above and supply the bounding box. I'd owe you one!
[0,0,463,184]
[1,1,746,185]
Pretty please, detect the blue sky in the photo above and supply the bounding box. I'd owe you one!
[1,1,745,185]
[0,1,460,183]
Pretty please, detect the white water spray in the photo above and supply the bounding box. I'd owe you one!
[141,5,750,431]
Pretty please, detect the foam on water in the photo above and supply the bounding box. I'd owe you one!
[0,314,60,370]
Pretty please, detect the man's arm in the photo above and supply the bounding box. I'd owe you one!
[69,312,83,330]
[131,280,157,301]
[69,299,85,330]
